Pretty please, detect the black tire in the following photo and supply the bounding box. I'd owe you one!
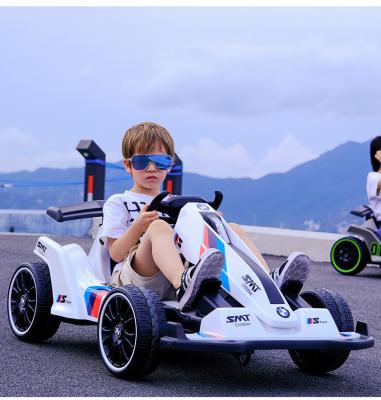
[7,262,60,342]
[330,236,368,275]
[97,285,167,378]
[289,288,354,374]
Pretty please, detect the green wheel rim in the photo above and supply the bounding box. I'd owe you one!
[331,238,362,274]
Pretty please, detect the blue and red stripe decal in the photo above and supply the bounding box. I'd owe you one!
[84,286,112,318]
[200,224,230,292]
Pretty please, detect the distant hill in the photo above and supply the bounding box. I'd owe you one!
[0,140,371,232]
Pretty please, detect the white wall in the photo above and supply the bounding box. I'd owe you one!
[243,225,342,262]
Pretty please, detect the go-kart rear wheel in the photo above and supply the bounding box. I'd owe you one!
[289,288,354,374]
[97,285,167,378]
[7,262,60,342]
[330,236,368,275]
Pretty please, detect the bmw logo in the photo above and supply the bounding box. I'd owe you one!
[276,306,290,318]
[197,203,210,210]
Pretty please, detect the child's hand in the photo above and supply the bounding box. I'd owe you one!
[375,150,381,163]
[133,203,159,234]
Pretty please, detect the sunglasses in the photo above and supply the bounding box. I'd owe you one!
[128,154,172,170]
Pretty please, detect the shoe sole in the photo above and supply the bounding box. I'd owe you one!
[277,252,311,289]
[179,249,224,311]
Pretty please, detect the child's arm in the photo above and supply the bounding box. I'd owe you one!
[375,151,381,195]
[108,204,159,262]
[368,150,381,199]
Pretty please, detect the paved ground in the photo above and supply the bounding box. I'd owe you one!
[0,234,380,397]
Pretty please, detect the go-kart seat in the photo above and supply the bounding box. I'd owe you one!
[351,205,381,229]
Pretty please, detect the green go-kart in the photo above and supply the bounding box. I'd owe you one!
[331,205,381,275]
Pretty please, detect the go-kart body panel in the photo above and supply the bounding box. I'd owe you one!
[33,236,110,322]
[346,224,381,263]
[175,203,296,328]
[160,333,373,353]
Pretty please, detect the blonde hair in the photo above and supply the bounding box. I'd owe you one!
[122,122,175,159]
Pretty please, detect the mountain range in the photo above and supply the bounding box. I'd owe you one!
[0,140,371,233]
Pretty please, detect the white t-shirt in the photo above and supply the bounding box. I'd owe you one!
[101,190,154,242]
[366,172,381,220]
[88,190,154,281]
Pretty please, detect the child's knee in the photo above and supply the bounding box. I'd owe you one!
[229,222,242,233]
[147,219,172,235]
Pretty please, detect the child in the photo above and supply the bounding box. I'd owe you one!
[101,122,311,311]
[367,136,381,221]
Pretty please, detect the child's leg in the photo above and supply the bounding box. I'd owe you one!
[132,219,184,289]
[228,223,271,273]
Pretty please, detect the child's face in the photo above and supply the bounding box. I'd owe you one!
[124,144,171,194]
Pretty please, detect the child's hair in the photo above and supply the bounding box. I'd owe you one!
[370,136,381,172]
[122,122,175,160]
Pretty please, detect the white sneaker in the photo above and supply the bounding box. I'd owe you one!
[270,252,311,290]
[176,248,224,311]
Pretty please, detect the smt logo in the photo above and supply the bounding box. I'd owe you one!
[226,314,251,327]
[242,274,262,295]
[307,318,327,325]
[226,314,250,323]
[37,241,47,253]
[56,295,71,304]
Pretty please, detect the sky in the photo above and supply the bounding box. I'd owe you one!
[0,6,381,178]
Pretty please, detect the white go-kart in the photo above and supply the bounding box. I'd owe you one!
[7,191,374,378]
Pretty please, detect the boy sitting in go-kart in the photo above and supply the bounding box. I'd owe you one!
[98,122,311,311]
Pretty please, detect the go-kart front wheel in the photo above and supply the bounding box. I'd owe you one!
[97,285,167,379]
[7,262,60,342]
[289,288,354,374]
[330,236,368,275]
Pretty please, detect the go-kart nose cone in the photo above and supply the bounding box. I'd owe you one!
[276,306,290,318]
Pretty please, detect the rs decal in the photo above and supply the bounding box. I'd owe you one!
[56,294,70,304]
[307,317,327,325]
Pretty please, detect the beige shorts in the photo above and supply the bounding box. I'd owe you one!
[110,244,177,301]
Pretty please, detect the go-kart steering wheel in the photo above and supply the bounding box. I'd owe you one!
[147,191,175,224]
[147,190,223,225]
[147,191,170,213]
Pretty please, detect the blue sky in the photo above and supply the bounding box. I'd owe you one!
[0,7,381,178]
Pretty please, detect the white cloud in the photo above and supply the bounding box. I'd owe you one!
[0,127,35,151]
[34,151,82,170]
[179,138,253,179]
[179,135,316,179]
[130,40,381,117]
[0,127,82,172]
[0,126,318,177]
[256,134,317,176]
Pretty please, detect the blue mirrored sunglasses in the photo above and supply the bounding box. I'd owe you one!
[128,154,172,170]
